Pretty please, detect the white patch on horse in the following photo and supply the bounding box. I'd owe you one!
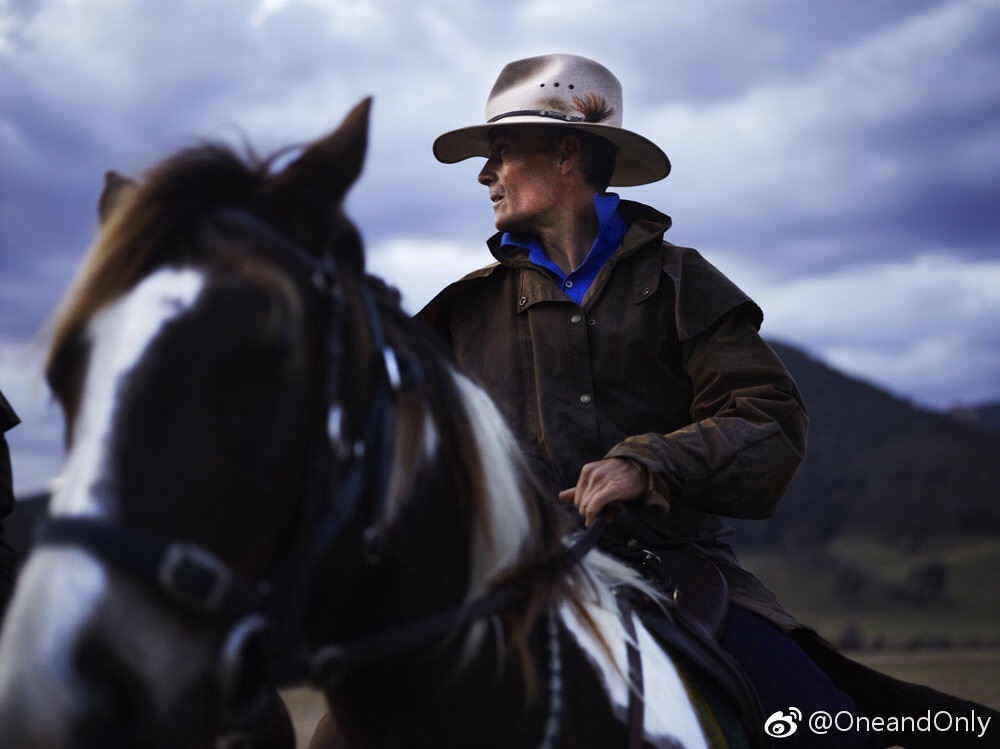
[559,590,709,749]
[439,371,706,746]
[52,268,206,518]
[0,548,107,734]
[451,371,533,597]
[0,269,205,735]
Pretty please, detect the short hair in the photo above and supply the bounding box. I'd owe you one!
[537,126,616,193]
[573,129,617,193]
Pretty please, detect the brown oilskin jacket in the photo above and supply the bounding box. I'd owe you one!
[418,200,806,630]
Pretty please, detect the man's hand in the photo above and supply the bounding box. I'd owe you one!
[558,458,645,526]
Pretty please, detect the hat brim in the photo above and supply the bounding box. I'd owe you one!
[433,117,670,187]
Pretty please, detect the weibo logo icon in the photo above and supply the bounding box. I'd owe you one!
[764,707,802,738]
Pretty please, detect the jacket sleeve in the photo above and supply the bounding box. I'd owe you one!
[606,308,808,519]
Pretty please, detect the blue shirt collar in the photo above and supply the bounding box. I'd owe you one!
[500,194,628,304]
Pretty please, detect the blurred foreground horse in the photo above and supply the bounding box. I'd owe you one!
[0,100,757,748]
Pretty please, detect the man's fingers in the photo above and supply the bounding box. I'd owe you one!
[559,459,644,525]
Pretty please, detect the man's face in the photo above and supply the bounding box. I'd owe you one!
[478,127,563,234]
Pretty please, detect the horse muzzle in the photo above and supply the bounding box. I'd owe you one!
[0,548,229,748]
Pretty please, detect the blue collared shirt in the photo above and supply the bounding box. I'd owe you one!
[500,193,628,305]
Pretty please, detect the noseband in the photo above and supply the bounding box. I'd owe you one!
[34,209,605,742]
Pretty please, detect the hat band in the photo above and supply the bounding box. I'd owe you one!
[487,109,585,124]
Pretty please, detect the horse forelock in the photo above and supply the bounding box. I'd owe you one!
[46,142,273,393]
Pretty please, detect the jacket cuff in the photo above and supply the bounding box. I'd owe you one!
[605,448,673,516]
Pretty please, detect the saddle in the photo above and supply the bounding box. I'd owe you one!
[596,509,730,641]
[600,528,771,749]
[635,546,730,640]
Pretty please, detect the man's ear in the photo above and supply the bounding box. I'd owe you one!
[556,133,583,175]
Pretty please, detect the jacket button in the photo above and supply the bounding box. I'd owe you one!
[588,319,596,326]
[519,296,527,306]
[570,313,583,324]
[642,288,651,296]
[579,394,593,404]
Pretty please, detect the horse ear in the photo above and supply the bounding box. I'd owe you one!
[98,171,136,223]
[263,97,371,243]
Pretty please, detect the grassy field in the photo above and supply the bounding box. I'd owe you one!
[737,538,1000,649]
[854,648,1000,710]
[283,688,326,748]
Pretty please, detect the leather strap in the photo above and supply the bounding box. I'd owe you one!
[37,517,261,618]
[617,595,645,749]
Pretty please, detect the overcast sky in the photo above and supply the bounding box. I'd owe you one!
[2,0,999,492]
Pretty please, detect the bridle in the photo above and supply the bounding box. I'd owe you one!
[34,208,606,744]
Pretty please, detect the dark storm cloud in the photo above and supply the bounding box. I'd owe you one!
[632,0,1000,281]
[1,0,998,491]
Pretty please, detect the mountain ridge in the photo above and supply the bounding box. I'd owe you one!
[730,341,1000,552]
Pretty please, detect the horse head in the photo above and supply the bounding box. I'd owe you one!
[0,99,400,747]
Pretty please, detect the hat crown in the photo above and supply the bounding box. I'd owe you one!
[485,54,624,128]
[432,53,669,186]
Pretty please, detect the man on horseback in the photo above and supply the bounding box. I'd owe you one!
[419,53,995,748]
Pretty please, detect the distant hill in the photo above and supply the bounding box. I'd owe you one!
[730,342,1000,552]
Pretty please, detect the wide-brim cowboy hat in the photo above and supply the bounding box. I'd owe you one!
[433,53,670,187]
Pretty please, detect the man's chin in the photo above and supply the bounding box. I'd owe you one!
[493,215,523,234]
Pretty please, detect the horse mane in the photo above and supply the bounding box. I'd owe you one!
[378,300,652,690]
[46,141,276,382]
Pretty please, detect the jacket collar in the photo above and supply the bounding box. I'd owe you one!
[416,201,674,326]
[486,199,672,268]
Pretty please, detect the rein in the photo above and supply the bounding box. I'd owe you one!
[270,518,606,691]
[36,513,607,688]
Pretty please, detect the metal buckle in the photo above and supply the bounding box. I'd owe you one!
[382,346,402,392]
[158,542,234,615]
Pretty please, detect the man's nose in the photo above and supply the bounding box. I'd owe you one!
[478,160,496,186]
